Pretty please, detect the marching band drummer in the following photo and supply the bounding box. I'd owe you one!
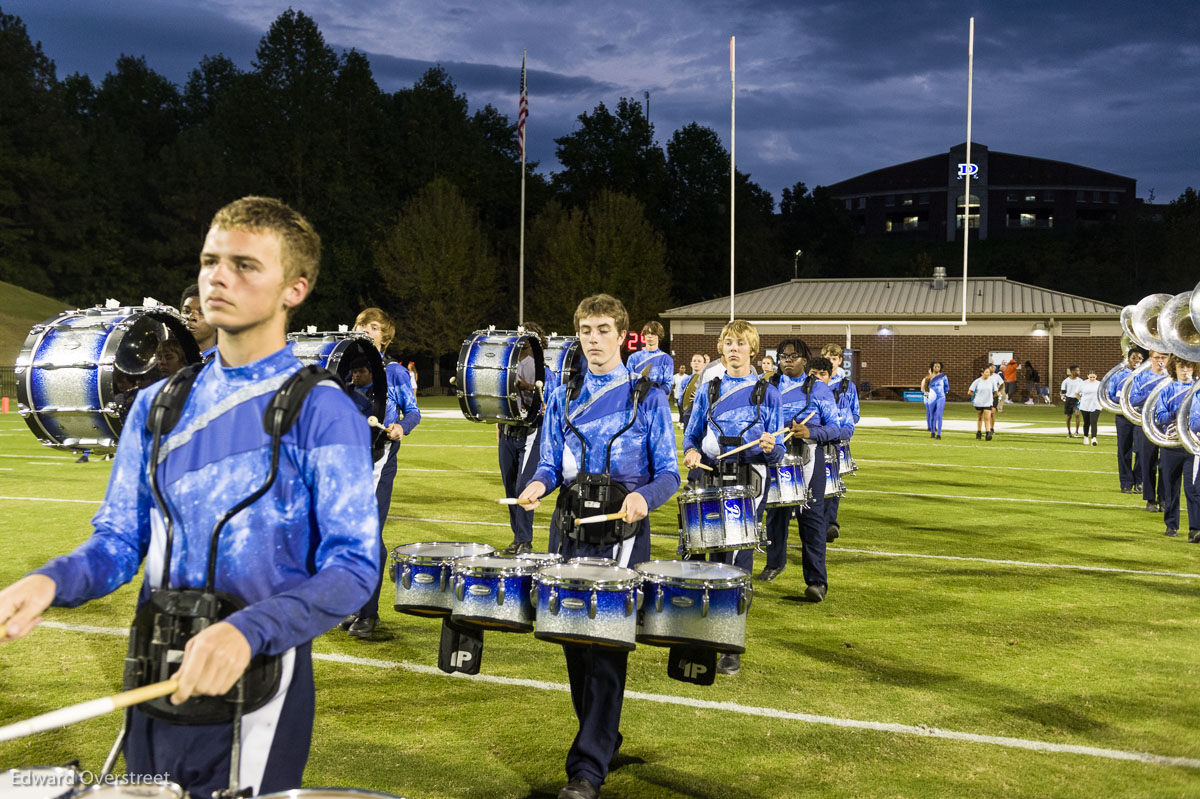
[626,320,674,394]
[497,322,548,556]
[822,343,860,542]
[1130,350,1170,513]
[681,321,783,577]
[181,283,218,359]
[1151,354,1198,538]
[758,346,843,604]
[0,197,381,797]
[1107,347,1146,493]
[518,294,679,799]
[338,307,421,640]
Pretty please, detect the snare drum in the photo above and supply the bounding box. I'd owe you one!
[533,562,642,649]
[391,542,495,617]
[636,560,752,653]
[16,305,200,451]
[0,767,78,799]
[456,329,544,424]
[677,484,762,554]
[766,451,810,507]
[451,555,540,632]
[838,441,857,475]
[823,462,847,498]
[75,782,184,798]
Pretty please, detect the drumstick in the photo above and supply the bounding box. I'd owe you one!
[577,511,626,525]
[715,422,799,460]
[495,497,535,506]
[0,679,178,743]
[367,416,388,432]
[692,463,713,472]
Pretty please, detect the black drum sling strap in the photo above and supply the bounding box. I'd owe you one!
[702,376,769,494]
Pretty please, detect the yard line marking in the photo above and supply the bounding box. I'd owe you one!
[0,495,103,504]
[32,621,1200,770]
[0,453,73,460]
[861,440,1104,455]
[852,488,1135,509]
[855,459,1109,475]
[395,468,496,475]
[827,546,1200,580]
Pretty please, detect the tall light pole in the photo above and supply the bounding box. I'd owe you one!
[793,249,803,280]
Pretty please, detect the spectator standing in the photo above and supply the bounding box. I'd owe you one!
[1003,357,1020,402]
[1061,366,1083,437]
[1077,370,1103,444]
[1024,361,1041,404]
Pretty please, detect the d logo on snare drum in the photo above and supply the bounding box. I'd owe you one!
[723,500,743,519]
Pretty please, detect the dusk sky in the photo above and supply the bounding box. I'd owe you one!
[8,0,1198,206]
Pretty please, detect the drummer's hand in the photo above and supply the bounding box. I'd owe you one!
[518,480,547,510]
[759,431,776,454]
[789,421,810,439]
[620,491,649,524]
[683,448,702,468]
[171,622,251,705]
[386,423,404,441]
[0,575,56,641]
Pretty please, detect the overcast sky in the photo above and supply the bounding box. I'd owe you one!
[8,0,1198,205]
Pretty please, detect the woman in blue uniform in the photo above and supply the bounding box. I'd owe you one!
[922,361,948,439]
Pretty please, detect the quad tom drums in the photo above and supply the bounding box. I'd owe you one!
[391,542,495,617]
[16,304,200,451]
[456,328,544,425]
[533,562,642,650]
[677,484,763,555]
[635,561,751,654]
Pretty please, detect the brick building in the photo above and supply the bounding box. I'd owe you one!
[661,273,1123,402]
[824,143,1137,241]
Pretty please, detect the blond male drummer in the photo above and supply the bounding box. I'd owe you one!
[518,293,679,799]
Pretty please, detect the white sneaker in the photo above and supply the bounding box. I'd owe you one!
[1024,399,1034,405]
[1091,437,1098,446]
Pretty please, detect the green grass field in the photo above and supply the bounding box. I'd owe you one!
[1,399,1198,798]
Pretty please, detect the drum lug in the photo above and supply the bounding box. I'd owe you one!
[588,589,598,620]
[497,578,505,606]
[655,585,664,613]
[701,587,710,618]
[549,586,559,615]
[401,565,411,590]
[739,584,752,614]
[529,585,538,608]
[624,589,635,617]
[440,564,449,593]
[454,575,464,601]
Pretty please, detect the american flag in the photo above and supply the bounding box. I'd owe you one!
[518,52,528,160]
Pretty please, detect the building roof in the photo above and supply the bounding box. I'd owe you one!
[661,277,1122,319]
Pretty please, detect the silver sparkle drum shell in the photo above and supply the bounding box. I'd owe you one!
[16,305,199,452]
[456,329,543,425]
[636,560,751,653]
[391,542,495,617]
[766,451,810,507]
[533,562,642,650]
[677,484,762,554]
[450,555,541,632]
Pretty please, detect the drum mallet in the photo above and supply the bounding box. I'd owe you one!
[577,511,627,525]
[367,416,388,432]
[495,497,536,506]
[0,679,179,742]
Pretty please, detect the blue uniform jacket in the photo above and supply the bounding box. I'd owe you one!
[776,374,844,443]
[627,349,675,394]
[1129,367,1169,408]
[1154,380,1193,428]
[829,371,860,439]
[682,372,784,466]
[1106,366,1136,404]
[927,373,948,402]
[384,360,421,434]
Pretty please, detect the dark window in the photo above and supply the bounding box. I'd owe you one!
[885,195,896,207]
[919,193,929,205]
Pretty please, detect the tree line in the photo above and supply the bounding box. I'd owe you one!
[2,7,1197,381]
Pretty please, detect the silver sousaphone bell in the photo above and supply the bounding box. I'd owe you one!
[1118,293,1173,424]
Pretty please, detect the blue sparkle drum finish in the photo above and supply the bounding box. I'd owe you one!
[456,329,543,425]
[636,560,752,654]
[823,462,847,498]
[391,542,495,617]
[533,563,643,650]
[838,441,857,475]
[288,331,377,374]
[677,484,762,554]
[451,555,541,632]
[542,335,583,392]
[766,451,810,507]
[16,305,197,452]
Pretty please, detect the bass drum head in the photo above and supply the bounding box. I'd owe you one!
[543,335,583,397]
[456,330,544,425]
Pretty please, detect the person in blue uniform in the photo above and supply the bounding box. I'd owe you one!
[1129,350,1170,512]
[336,307,421,640]
[682,320,783,573]
[626,320,674,394]
[1152,354,1197,537]
[922,361,948,439]
[822,343,859,542]
[759,344,844,603]
[1107,348,1146,493]
[498,322,547,556]
[518,294,679,799]
[181,283,218,360]
[0,196,381,797]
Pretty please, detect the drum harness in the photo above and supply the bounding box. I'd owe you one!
[106,362,340,797]
[553,370,653,548]
[771,372,819,466]
[827,376,855,466]
[700,376,770,497]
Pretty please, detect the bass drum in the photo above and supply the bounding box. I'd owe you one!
[16,304,200,452]
[288,330,388,455]
[542,334,584,398]
[456,328,544,424]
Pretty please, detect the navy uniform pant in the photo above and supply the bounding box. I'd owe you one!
[499,425,541,544]
[764,494,827,587]
[126,644,314,798]
[359,441,399,619]
[550,520,650,788]
[1158,448,1196,531]
[1114,416,1136,489]
[1139,429,1163,503]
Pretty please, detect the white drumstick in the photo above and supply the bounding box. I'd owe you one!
[0,679,178,742]
[495,497,535,506]
[367,416,387,432]
[577,511,626,525]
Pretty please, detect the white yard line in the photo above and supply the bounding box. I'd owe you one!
[851,488,1135,509]
[854,458,1110,475]
[30,621,1200,770]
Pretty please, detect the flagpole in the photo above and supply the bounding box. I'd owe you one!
[518,50,528,325]
[729,36,736,322]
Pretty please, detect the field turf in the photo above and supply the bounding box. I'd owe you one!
[1,398,1198,798]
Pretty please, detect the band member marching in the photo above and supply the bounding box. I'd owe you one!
[0,197,381,797]
[1130,350,1170,512]
[1107,347,1146,493]
[1152,354,1198,537]
[759,345,845,604]
[822,344,859,542]
[498,322,548,555]
[518,294,679,799]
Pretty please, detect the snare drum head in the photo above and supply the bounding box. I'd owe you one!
[538,562,640,587]
[568,556,617,567]
[77,783,185,798]
[454,554,537,575]
[637,560,747,585]
[515,551,564,566]
[392,541,495,562]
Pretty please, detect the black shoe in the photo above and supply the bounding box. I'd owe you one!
[1134,484,1143,493]
[804,583,827,602]
[1120,486,1132,494]
[985,431,993,441]
[558,777,600,799]
[348,616,377,639]
[976,431,982,440]
[755,567,784,582]
[1188,530,1200,544]
[826,523,840,542]
[1146,501,1161,513]
[716,653,741,675]
[936,434,941,439]
[501,540,533,556]
[337,614,357,631]
[102,453,114,461]
[75,454,89,463]
[1165,528,1179,538]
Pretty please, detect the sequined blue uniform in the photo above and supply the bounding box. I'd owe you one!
[925,373,948,436]
[682,372,783,572]
[532,363,679,790]
[626,348,675,394]
[33,344,380,797]
[763,375,842,586]
[1153,380,1197,532]
[824,370,860,536]
[1130,367,1169,505]
[1108,365,1141,491]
